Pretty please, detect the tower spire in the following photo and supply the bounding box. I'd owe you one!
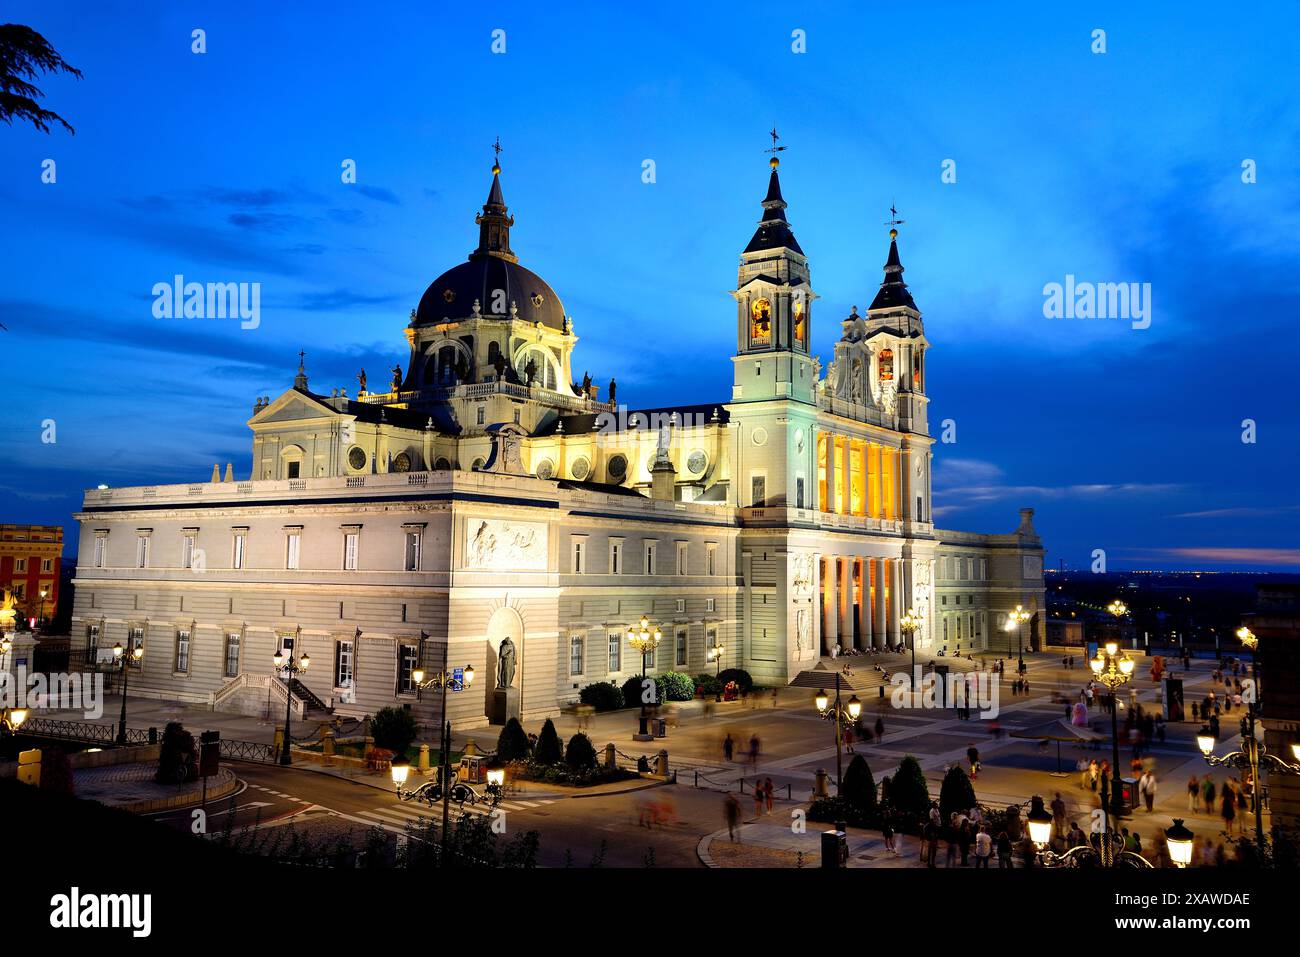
[868,208,917,312]
[472,138,517,262]
[744,129,802,255]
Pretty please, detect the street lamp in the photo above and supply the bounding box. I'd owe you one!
[390,755,411,797]
[1025,793,1154,868]
[627,615,663,738]
[1195,625,1300,853]
[706,637,725,702]
[814,673,861,792]
[412,640,475,866]
[38,587,49,627]
[1166,819,1195,868]
[272,646,309,765]
[1,706,27,735]
[1008,604,1031,674]
[113,640,145,745]
[900,607,921,695]
[1090,640,1134,826]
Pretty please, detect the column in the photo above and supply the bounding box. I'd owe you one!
[859,442,870,516]
[895,447,904,519]
[824,433,836,514]
[874,558,887,647]
[900,447,912,523]
[822,556,838,654]
[857,558,873,648]
[888,559,902,646]
[838,558,854,649]
[839,440,852,518]
[878,446,889,519]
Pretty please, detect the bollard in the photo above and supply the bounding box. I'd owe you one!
[322,728,336,765]
[417,743,430,774]
[604,743,616,769]
[655,749,668,777]
[463,739,478,756]
[273,726,286,761]
[695,770,700,787]
[814,768,829,799]
[786,783,792,800]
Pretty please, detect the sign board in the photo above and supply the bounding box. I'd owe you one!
[17,748,40,787]
[199,730,221,778]
[450,667,465,692]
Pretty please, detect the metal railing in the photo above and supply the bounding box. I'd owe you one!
[21,717,151,745]
[219,738,277,763]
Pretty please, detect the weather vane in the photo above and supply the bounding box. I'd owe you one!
[885,202,905,228]
[764,126,787,167]
[491,136,503,160]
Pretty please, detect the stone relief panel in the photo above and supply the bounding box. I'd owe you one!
[790,552,815,595]
[912,558,934,648]
[463,519,548,571]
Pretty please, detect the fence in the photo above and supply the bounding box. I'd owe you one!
[21,717,151,746]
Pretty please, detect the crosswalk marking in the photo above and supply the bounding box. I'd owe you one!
[354,798,555,828]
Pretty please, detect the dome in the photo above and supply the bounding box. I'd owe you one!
[415,256,566,330]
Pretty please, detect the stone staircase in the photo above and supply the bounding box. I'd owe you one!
[789,662,885,693]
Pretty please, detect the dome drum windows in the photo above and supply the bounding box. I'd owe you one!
[749,297,772,346]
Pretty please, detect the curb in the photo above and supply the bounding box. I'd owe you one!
[697,831,720,868]
[116,768,239,814]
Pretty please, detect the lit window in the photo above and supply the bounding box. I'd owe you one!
[608,633,621,672]
[878,348,894,381]
[174,629,190,673]
[750,298,772,344]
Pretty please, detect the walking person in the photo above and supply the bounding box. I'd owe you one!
[967,744,981,780]
[724,793,741,842]
[875,716,885,744]
[763,776,775,814]
[974,824,992,868]
[882,820,898,856]
[1220,784,1236,836]
[723,733,734,762]
[1188,774,1200,812]
[996,829,1013,868]
[754,783,765,818]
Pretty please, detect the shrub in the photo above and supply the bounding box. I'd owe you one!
[496,717,531,762]
[155,721,198,784]
[695,673,721,697]
[887,755,931,821]
[660,671,695,701]
[621,675,658,708]
[716,668,753,693]
[579,681,624,712]
[939,764,976,821]
[533,718,563,765]
[841,754,878,818]
[565,732,597,770]
[807,795,879,829]
[368,707,419,758]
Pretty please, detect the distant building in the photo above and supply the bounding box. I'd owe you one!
[1045,618,1085,648]
[1248,584,1300,842]
[0,524,63,625]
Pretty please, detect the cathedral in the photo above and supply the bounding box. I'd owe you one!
[70,149,1045,731]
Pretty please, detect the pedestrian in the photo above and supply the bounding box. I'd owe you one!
[1078,758,1090,790]
[958,819,973,865]
[974,824,992,868]
[1203,775,1216,812]
[923,818,939,868]
[1051,792,1067,838]
[723,733,734,762]
[1221,785,1236,835]
[749,734,761,769]
[946,818,959,867]
[1141,770,1157,812]
[883,820,898,855]
[967,744,981,780]
[996,829,1013,868]
[754,783,765,817]
[764,777,775,814]
[724,793,741,842]
[1088,759,1099,792]
[1188,774,1200,812]
[875,716,885,743]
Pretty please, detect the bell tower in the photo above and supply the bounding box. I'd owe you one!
[731,133,818,405]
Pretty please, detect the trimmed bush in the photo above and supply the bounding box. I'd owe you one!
[694,673,721,697]
[368,707,419,758]
[716,668,754,693]
[579,681,624,712]
[887,755,931,821]
[565,732,597,770]
[496,717,531,762]
[660,671,695,701]
[939,764,977,821]
[533,718,563,765]
[842,754,878,818]
[156,721,198,784]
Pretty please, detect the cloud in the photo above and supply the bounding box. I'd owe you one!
[353,185,400,205]
[1124,547,1300,569]
[1172,505,1300,519]
[296,289,401,312]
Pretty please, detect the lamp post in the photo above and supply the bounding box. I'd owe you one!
[1166,819,1195,868]
[1195,626,1300,854]
[390,755,411,797]
[1,703,27,736]
[412,642,475,866]
[38,587,48,628]
[113,640,145,745]
[1025,793,1159,868]
[706,637,725,702]
[627,615,662,738]
[900,606,921,679]
[272,646,310,765]
[814,674,862,792]
[1090,640,1134,825]
[1008,604,1031,674]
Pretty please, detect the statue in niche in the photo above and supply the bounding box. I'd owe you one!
[496,636,516,688]
[524,356,537,386]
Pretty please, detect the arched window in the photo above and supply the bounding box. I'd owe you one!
[750,298,772,344]
[878,348,894,381]
[792,298,806,346]
[517,347,559,391]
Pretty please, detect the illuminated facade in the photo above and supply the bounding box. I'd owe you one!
[69,156,1044,729]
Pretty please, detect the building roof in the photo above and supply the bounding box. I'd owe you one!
[868,234,918,312]
[743,168,804,255]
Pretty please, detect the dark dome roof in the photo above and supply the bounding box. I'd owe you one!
[415,257,566,329]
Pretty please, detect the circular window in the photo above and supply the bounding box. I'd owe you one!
[752,427,768,447]
[471,457,485,472]
[347,446,367,471]
[434,457,451,471]
[607,454,627,480]
[536,459,555,480]
[687,450,707,475]
[392,452,412,473]
[571,456,591,481]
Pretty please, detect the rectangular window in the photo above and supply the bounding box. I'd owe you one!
[476,406,486,426]
[676,542,688,576]
[608,633,621,672]
[181,535,196,569]
[707,544,717,576]
[751,474,765,507]
[397,644,419,694]
[916,495,924,521]
[644,541,656,575]
[609,541,622,575]
[224,632,241,677]
[404,531,422,571]
[569,635,584,676]
[128,626,145,668]
[174,629,190,673]
[277,633,296,657]
[706,597,716,613]
[232,532,246,569]
[14,558,27,573]
[135,537,149,569]
[287,461,301,479]
[286,532,301,570]
[796,476,806,509]
[675,598,686,613]
[979,559,987,580]
[41,558,53,573]
[93,536,106,568]
[86,623,100,664]
[343,532,359,570]
[335,639,354,687]
[675,629,688,667]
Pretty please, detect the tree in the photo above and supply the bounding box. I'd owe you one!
[495,717,531,762]
[0,24,82,135]
[155,721,198,784]
[533,718,563,765]
[939,764,977,821]
[887,755,930,820]
[564,732,597,770]
[841,754,878,818]
[369,707,419,758]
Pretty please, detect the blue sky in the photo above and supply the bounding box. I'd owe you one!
[3,1,1299,569]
